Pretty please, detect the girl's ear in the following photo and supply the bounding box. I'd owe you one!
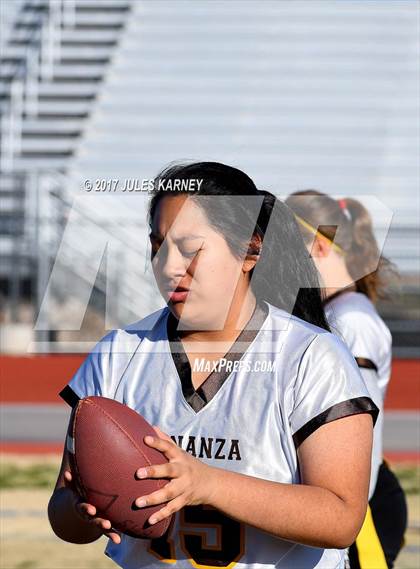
[310,235,333,258]
[243,234,263,272]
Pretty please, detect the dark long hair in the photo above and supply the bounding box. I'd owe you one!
[148,161,330,331]
[285,190,397,303]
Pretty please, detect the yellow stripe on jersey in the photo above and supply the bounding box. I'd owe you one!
[355,504,388,569]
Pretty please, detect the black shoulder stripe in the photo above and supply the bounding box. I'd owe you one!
[59,385,81,409]
[355,357,378,372]
[293,396,379,449]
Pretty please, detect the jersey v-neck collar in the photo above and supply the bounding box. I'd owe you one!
[166,301,269,413]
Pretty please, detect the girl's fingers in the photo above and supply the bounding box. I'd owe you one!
[63,470,72,482]
[143,435,179,459]
[152,426,173,443]
[135,481,180,509]
[93,517,112,531]
[105,530,121,544]
[147,495,185,526]
[74,499,120,544]
[135,462,178,480]
[76,502,96,519]
[78,509,115,533]
[99,518,111,530]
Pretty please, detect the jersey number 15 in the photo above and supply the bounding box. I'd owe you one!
[148,505,245,567]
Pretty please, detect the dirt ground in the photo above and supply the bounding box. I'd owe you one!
[0,455,419,569]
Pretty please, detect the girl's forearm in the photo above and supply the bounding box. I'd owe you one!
[206,467,361,549]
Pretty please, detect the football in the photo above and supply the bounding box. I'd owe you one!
[67,396,172,539]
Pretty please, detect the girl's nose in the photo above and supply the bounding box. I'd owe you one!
[156,244,188,281]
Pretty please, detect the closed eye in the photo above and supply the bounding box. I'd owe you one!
[180,248,201,259]
[149,233,204,261]
[149,242,202,261]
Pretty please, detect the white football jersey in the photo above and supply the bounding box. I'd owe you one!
[324,290,392,499]
[60,301,378,569]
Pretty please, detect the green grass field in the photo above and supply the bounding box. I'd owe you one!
[0,455,419,569]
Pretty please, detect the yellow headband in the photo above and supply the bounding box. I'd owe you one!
[294,214,344,254]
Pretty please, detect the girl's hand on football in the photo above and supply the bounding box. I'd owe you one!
[134,426,217,526]
[63,469,121,544]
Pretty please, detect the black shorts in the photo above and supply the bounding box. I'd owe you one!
[348,460,408,569]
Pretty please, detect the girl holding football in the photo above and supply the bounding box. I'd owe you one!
[49,162,378,569]
[285,190,407,569]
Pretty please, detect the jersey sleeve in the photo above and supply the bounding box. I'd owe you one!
[336,311,376,363]
[58,331,115,409]
[289,332,379,448]
[331,308,391,368]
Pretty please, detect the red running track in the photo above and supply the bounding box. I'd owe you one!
[1,355,419,409]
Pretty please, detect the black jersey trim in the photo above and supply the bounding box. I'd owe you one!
[355,357,378,372]
[293,396,380,449]
[167,300,269,413]
[59,385,81,409]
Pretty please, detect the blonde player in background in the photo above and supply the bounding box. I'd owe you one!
[286,190,408,569]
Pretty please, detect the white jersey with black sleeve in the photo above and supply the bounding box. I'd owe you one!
[324,290,392,500]
[59,301,378,569]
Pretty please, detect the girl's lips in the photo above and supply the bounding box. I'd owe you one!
[168,290,189,303]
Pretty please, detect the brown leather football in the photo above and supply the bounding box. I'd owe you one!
[67,396,172,539]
